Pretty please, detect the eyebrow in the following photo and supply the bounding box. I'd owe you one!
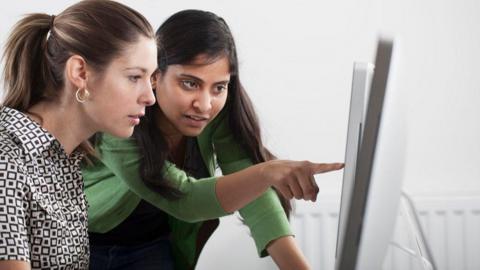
[124,67,148,73]
[179,73,230,85]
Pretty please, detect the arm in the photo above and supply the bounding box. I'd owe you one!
[208,112,337,267]
[0,261,31,270]
[209,110,343,213]
[92,134,342,222]
[91,134,228,223]
[216,160,342,212]
[0,154,31,270]
[267,236,310,270]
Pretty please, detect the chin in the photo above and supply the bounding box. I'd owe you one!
[181,127,204,137]
[108,127,134,139]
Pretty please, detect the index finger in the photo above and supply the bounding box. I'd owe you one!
[310,162,344,174]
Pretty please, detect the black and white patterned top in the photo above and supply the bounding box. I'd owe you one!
[0,106,89,269]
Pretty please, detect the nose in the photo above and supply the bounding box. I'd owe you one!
[192,90,212,113]
[140,81,156,106]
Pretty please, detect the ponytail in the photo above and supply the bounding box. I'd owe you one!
[2,0,155,113]
[2,13,54,111]
[1,0,155,156]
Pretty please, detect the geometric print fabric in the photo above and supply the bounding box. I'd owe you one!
[0,106,88,269]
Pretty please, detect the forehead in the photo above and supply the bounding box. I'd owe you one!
[110,36,157,72]
[168,54,231,81]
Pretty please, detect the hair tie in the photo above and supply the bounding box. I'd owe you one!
[49,15,56,30]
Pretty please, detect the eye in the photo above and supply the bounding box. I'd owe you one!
[128,75,142,83]
[215,84,228,94]
[181,80,199,90]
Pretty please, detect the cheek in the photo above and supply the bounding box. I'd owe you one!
[212,95,228,115]
[97,80,128,104]
[159,89,192,111]
[109,92,133,112]
[156,92,183,118]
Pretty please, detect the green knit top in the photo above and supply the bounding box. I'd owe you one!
[82,111,292,269]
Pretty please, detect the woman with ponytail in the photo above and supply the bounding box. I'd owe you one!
[0,1,158,269]
[83,9,343,270]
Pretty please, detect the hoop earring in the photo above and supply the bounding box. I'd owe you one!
[75,88,90,103]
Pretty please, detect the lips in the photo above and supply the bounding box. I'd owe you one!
[128,112,144,118]
[185,114,208,121]
[183,114,209,128]
[128,113,144,125]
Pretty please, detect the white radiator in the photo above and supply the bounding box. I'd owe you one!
[290,195,480,270]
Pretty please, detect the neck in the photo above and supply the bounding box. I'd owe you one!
[153,108,187,165]
[153,108,185,149]
[27,99,95,156]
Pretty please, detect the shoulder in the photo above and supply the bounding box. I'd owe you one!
[0,136,26,172]
[87,133,142,173]
[96,133,138,152]
[196,107,231,159]
[0,141,29,195]
[199,107,230,142]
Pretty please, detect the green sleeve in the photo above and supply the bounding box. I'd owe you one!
[94,134,229,223]
[211,115,293,257]
[83,159,141,233]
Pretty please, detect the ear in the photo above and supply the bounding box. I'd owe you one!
[150,70,162,90]
[65,55,88,90]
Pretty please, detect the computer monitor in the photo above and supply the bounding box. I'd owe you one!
[335,38,407,270]
[335,62,374,262]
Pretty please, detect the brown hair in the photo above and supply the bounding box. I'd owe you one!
[1,0,155,153]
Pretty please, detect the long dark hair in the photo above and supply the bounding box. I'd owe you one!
[2,0,154,155]
[135,10,291,214]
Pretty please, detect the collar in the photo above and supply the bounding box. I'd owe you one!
[0,106,84,162]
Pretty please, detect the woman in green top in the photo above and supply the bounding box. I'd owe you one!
[83,9,343,270]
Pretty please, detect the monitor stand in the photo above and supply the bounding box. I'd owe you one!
[388,192,437,270]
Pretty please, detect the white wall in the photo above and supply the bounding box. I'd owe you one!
[1,1,479,269]
[117,0,480,197]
